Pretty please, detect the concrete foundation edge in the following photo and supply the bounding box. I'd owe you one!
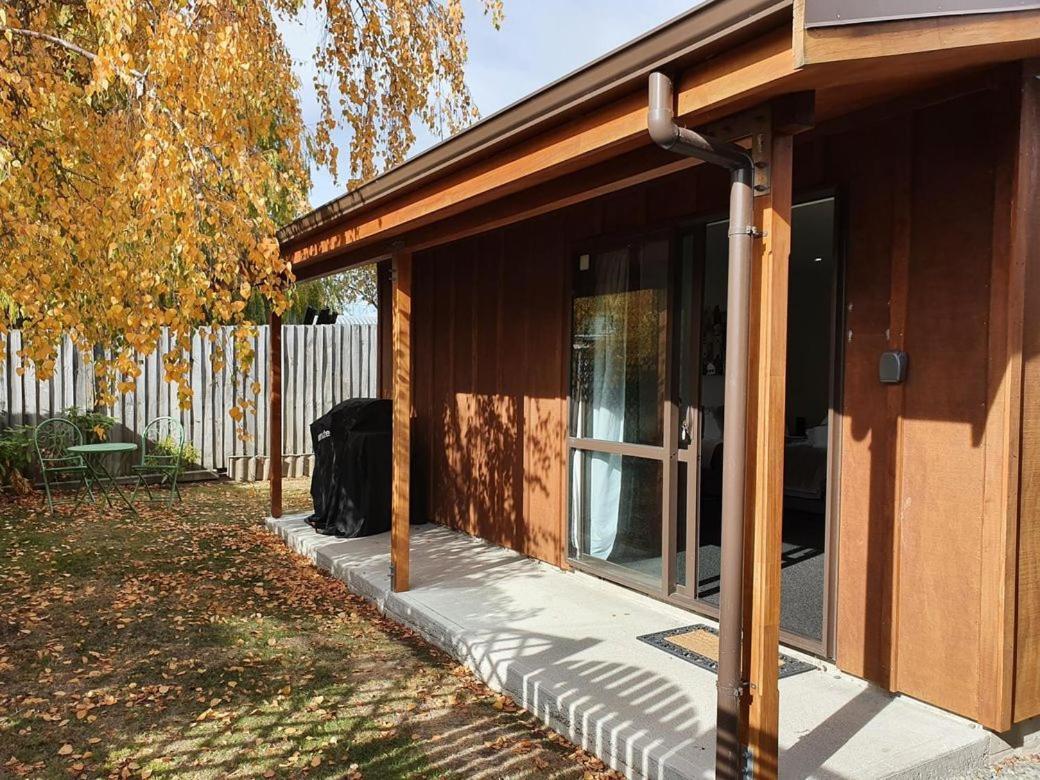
[266,516,1030,780]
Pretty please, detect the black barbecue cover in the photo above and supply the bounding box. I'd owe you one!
[308,399,392,537]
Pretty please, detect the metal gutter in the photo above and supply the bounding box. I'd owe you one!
[648,71,754,780]
[803,0,1040,27]
[277,0,792,249]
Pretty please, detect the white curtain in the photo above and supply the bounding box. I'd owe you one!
[571,251,627,561]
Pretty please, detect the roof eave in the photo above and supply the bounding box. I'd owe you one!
[276,0,792,249]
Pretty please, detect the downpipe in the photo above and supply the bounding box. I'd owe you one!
[648,71,754,780]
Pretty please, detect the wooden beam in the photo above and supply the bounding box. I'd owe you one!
[676,27,798,118]
[269,310,283,519]
[741,129,793,780]
[293,146,705,282]
[391,250,413,592]
[796,8,1040,68]
[286,92,648,268]
[292,116,769,283]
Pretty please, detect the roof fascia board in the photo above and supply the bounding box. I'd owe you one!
[794,2,1040,66]
[277,0,792,248]
[284,23,802,271]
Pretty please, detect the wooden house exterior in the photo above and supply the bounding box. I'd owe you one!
[273,0,1040,768]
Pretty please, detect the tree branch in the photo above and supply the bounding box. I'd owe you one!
[2,26,146,80]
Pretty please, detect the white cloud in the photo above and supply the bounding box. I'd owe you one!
[279,0,695,208]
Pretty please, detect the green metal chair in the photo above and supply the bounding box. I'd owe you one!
[33,418,93,515]
[131,417,185,506]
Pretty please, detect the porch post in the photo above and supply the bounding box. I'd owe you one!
[741,128,794,779]
[269,309,283,519]
[391,250,412,592]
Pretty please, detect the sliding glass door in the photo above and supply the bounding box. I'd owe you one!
[687,201,838,651]
[567,199,840,656]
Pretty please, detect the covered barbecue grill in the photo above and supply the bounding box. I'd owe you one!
[307,398,392,537]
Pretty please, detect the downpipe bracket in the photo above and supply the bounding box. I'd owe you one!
[716,679,751,699]
[729,225,766,239]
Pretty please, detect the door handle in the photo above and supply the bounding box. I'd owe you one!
[679,405,694,446]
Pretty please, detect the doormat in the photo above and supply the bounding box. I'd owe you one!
[637,624,815,679]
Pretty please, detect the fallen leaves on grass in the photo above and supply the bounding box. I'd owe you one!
[0,480,622,779]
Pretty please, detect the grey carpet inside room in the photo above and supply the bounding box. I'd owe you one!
[696,508,826,642]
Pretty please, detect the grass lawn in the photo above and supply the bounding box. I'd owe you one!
[0,479,618,779]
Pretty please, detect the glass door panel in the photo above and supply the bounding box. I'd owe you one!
[686,201,837,650]
[566,202,838,655]
[570,449,664,585]
[568,239,669,588]
[569,246,668,446]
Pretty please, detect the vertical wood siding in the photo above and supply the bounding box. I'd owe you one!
[795,86,1021,726]
[410,164,729,567]
[405,84,1024,727]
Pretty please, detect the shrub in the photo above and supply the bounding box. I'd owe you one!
[150,435,200,477]
[0,425,34,494]
[63,407,116,443]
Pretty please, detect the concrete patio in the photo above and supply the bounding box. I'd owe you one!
[266,515,1003,779]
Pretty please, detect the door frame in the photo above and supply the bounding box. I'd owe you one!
[565,229,675,597]
[562,191,846,660]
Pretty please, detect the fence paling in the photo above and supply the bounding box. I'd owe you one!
[0,323,377,472]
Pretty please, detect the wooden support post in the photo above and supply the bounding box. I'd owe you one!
[742,130,793,779]
[391,251,412,592]
[1009,59,1040,726]
[269,310,283,519]
[975,70,1026,731]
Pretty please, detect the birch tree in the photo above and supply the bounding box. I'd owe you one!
[0,0,501,417]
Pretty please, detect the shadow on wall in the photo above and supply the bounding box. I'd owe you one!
[795,85,1024,719]
[412,222,569,566]
[398,84,1023,726]
[407,164,731,567]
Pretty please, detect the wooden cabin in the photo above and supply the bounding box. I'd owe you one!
[273,0,1040,761]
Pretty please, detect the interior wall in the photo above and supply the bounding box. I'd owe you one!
[785,201,836,436]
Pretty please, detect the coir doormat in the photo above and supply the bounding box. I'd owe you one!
[637,624,815,679]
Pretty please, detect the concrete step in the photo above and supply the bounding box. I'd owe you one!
[267,515,996,779]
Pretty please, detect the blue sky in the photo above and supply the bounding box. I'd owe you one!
[279,1,696,208]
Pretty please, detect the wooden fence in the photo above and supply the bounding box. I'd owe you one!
[0,322,378,473]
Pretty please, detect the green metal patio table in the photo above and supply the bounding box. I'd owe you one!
[67,442,139,515]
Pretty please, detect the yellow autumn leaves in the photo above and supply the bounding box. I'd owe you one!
[0,0,501,433]
[1,0,304,425]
